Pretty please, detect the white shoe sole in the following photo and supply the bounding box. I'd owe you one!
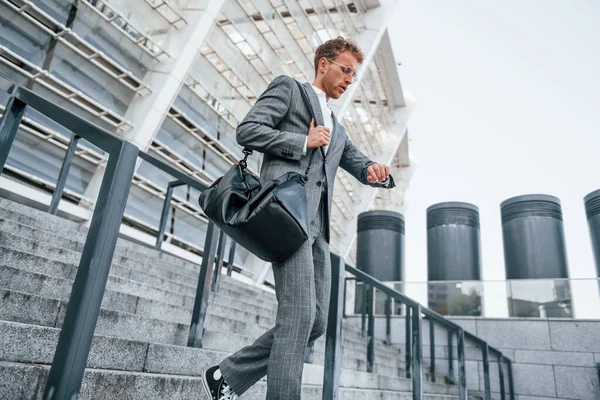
[202,370,213,399]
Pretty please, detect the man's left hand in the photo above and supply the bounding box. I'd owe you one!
[367,163,390,183]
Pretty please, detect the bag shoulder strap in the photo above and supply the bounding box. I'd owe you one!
[294,80,319,178]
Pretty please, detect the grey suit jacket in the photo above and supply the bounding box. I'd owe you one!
[236,75,395,242]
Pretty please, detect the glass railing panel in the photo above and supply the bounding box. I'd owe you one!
[507,278,573,318]
[349,280,423,317]
[428,280,484,317]
[347,279,484,317]
[345,278,597,319]
[570,278,600,319]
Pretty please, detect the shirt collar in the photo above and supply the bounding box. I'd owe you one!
[310,84,328,104]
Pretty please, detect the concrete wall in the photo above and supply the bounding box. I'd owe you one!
[346,316,600,400]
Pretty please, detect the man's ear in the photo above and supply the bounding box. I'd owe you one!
[318,57,327,72]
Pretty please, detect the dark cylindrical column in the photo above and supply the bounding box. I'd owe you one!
[355,211,405,314]
[585,189,600,278]
[427,202,482,281]
[427,202,482,316]
[501,195,569,279]
[356,210,405,280]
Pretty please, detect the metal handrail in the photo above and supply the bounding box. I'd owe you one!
[0,73,138,399]
[0,73,217,398]
[331,261,515,400]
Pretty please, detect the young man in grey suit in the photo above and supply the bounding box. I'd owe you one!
[203,37,395,400]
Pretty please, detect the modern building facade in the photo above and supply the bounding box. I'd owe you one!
[0,0,415,287]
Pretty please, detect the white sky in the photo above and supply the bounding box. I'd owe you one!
[388,1,600,317]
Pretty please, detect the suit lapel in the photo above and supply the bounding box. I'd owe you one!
[301,82,325,127]
[301,82,326,159]
[327,113,343,158]
[300,82,344,160]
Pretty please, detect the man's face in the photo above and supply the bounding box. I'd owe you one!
[320,50,358,100]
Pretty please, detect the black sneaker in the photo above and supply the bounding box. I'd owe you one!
[202,365,238,400]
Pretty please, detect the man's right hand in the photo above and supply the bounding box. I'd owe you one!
[307,118,330,149]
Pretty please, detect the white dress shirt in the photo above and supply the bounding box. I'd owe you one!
[303,85,332,155]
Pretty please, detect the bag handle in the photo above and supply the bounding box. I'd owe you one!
[240,80,319,180]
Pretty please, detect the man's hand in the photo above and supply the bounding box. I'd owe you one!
[307,118,330,149]
[367,163,390,183]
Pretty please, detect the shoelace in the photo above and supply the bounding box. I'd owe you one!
[219,383,237,400]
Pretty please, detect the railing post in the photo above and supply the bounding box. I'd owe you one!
[405,305,412,379]
[429,318,436,382]
[0,93,27,171]
[482,344,491,400]
[412,304,423,400]
[506,357,515,400]
[457,329,468,400]
[155,183,175,250]
[211,230,226,292]
[188,221,219,348]
[49,135,80,215]
[155,180,184,250]
[384,295,392,345]
[498,355,506,400]
[322,253,345,400]
[342,278,348,318]
[366,285,375,373]
[43,141,138,399]
[448,331,455,384]
[361,282,367,337]
[226,240,236,276]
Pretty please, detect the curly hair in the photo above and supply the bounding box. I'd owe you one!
[313,36,364,76]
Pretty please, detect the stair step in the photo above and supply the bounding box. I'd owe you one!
[0,286,408,374]
[0,230,276,307]
[0,205,285,302]
[0,230,199,285]
[0,321,457,394]
[0,360,460,400]
[1,240,395,354]
[1,213,392,340]
[0,198,201,273]
[0,261,400,359]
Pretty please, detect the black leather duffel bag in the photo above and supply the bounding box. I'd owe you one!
[198,80,317,263]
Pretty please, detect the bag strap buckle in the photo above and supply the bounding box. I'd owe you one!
[240,149,253,169]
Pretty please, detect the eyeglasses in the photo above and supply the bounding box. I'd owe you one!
[326,58,357,81]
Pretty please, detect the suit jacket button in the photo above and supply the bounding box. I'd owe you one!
[316,181,322,187]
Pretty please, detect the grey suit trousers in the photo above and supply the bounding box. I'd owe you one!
[219,195,331,399]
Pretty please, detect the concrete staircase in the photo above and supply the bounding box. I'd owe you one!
[0,197,464,399]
